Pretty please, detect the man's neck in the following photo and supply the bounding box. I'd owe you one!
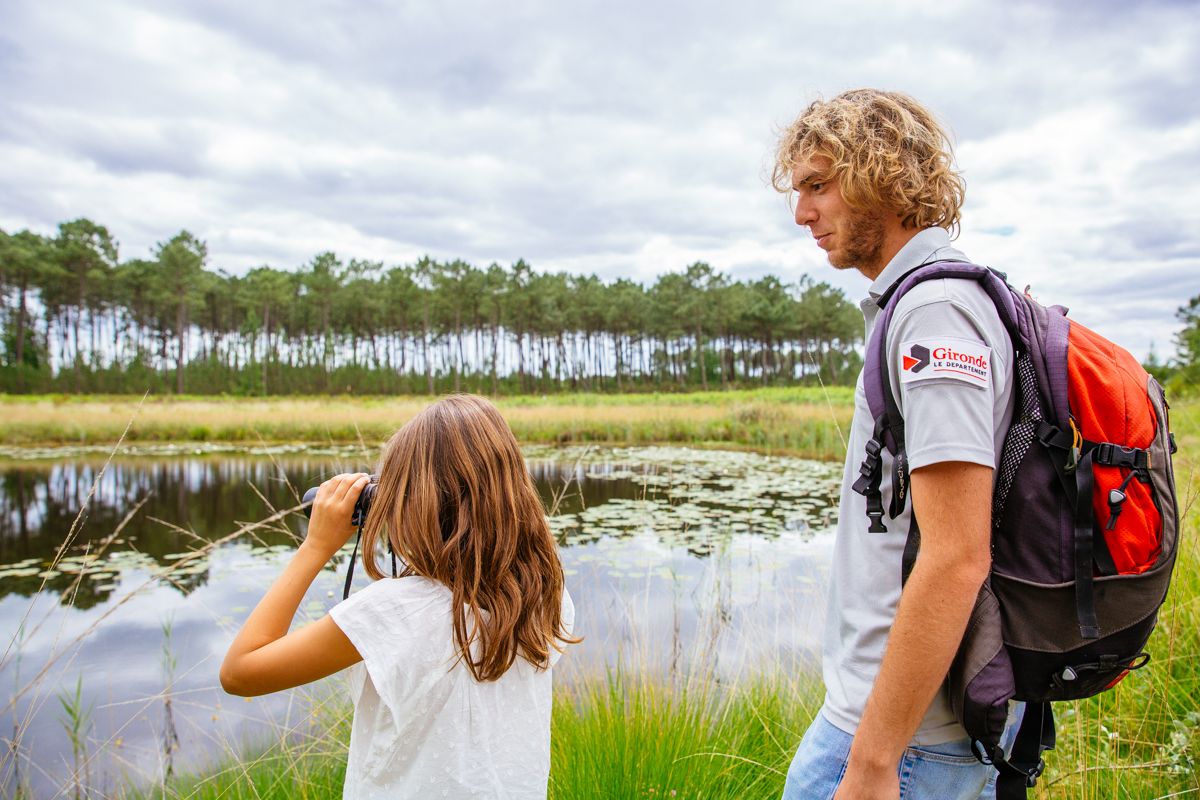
[858,221,924,281]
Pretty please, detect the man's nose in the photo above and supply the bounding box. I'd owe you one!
[794,196,817,228]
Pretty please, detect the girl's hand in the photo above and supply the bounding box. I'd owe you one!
[304,473,371,558]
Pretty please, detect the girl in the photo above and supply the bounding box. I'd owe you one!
[220,394,577,799]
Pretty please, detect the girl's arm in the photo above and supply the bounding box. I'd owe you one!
[220,473,370,697]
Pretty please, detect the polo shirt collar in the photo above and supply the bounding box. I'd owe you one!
[866,227,968,302]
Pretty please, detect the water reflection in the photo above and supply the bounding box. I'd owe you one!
[0,455,370,608]
[0,446,840,798]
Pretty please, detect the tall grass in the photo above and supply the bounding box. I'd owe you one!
[0,388,855,461]
[139,687,353,800]
[549,668,821,798]
[8,396,1200,799]
[123,669,823,800]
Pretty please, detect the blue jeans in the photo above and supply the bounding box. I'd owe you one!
[781,711,1012,800]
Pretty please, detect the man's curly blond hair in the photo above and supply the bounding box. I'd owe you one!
[771,89,965,233]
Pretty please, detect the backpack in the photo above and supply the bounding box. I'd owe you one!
[853,261,1180,800]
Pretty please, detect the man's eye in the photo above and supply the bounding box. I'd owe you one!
[811,182,825,191]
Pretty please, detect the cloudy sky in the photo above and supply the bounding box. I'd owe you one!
[2,0,1197,358]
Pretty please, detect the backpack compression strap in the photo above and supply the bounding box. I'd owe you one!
[992,702,1056,800]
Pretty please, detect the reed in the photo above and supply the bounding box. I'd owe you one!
[548,667,821,798]
[0,388,855,461]
[7,397,1199,799]
[141,688,353,800]
[123,668,822,800]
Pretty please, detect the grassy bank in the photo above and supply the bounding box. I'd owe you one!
[130,400,1200,800]
[128,669,823,800]
[0,387,855,461]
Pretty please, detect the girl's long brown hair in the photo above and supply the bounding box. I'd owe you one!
[359,394,579,682]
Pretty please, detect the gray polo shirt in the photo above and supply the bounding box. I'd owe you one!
[820,227,1016,745]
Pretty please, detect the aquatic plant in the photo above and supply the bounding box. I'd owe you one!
[55,674,93,800]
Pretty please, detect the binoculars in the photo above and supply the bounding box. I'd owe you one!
[302,475,379,528]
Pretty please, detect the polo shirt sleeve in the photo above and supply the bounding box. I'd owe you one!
[885,279,1011,472]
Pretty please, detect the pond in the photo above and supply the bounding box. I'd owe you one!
[0,443,841,798]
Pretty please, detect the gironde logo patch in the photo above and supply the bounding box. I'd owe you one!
[899,337,991,388]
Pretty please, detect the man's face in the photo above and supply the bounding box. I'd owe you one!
[791,157,889,278]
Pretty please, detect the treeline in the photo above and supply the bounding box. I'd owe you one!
[1145,293,1200,396]
[0,219,864,396]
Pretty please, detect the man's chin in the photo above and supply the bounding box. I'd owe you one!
[827,253,859,272]
[829,244,885,276]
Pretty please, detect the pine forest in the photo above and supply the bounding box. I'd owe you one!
[0,219,865,396]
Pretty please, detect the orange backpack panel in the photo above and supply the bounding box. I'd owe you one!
[1066,321,1161,574]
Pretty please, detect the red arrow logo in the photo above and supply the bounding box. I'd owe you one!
[903,344,930,373]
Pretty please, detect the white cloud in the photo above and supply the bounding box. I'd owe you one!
[1,0,1197,358]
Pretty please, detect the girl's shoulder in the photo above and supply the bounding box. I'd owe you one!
[333,575,453,629]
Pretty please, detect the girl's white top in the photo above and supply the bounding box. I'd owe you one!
[329,575,574,800]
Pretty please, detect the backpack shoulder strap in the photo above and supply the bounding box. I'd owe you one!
[863,261,1026,436]
[854,261,1025,575]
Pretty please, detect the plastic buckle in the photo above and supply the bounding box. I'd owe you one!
[1026,759,1046,787]
[865,493,888,533]
[1096,442,1139,470]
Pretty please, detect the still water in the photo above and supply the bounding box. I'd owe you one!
[0,444,840,798]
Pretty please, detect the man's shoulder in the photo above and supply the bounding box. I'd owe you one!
[887,273,1013,378]
[891,273,1006,331]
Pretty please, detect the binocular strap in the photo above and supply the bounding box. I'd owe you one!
[342,523,364,601]
[341,523,398,601]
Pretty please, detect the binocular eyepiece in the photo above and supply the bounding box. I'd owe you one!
[302,475,379,528]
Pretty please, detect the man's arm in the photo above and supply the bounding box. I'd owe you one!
[832,460,993,800]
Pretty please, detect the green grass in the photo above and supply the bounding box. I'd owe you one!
[63,396,1200,798]
[549,669,821,798]
[129,668,823,800]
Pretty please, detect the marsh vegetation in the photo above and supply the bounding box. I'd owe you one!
[0,388,855,462]
[0,395,1195,799]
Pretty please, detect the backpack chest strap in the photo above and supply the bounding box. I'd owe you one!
[852,413,891,533]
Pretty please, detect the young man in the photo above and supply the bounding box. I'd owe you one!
[772,90,1017,799]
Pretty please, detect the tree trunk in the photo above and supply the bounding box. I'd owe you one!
[490,313,499,397]
[761,337,769,387]
[423,303,434,394]
[15,280,27,393]
[177,301,186,395]
[321,302,330,392]
[517,323,527,393]
[454,304,462,393]
[72,311,82,393]
[696,314,707,391]
[262,303,270,397]
[719,330,728,392]
[614,334,623,392]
